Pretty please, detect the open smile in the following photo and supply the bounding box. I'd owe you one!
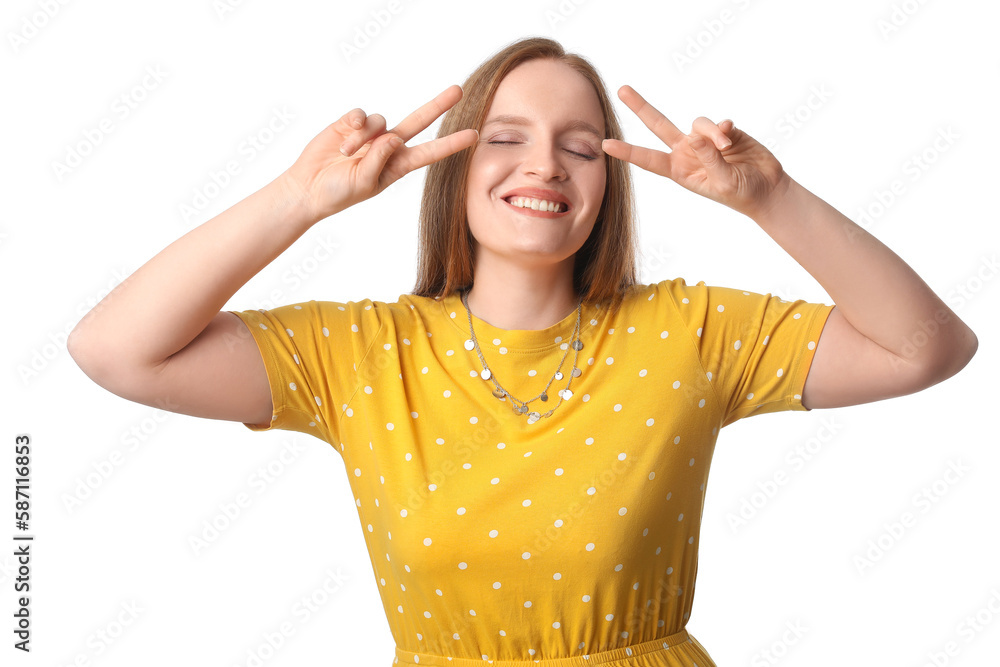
[501,196,570,218]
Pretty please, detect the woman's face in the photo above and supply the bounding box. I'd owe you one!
[465,58,607,272]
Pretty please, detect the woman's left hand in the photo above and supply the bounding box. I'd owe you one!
[603,85,791,220]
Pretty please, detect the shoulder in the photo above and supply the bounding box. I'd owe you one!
[637,277,772,311]
[319,292,457,330]
[612,277,708,314]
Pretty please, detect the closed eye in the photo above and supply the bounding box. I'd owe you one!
[486,140,597,161]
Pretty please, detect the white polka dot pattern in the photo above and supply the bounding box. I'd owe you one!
[225,278,834,664]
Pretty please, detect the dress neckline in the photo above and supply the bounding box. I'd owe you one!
[440,289,604,353]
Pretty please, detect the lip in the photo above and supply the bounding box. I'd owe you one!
[500,187,572,215]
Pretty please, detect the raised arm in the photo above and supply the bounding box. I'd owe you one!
[68,86,478,425]
[602,84,978,410]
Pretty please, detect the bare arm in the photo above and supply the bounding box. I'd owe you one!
[67,174,312,427]
[67,87,478,425]
[68,174,311,373]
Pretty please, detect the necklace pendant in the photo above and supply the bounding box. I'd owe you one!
[540,392,548,402]
[560,388,573,400]
[527,411,541,424]
[520,405,529,414]
[464,339,475,351]
[481,368,491,380]
[572,367,582,378]
[572,340,584,351]
[492,387,506,399]
[554,371,563,381]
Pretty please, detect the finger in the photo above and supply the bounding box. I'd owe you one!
[387,84,464,143]
[343,107,365,130]
[617,85,685,150]
[387,128,479,182]
[686,133,731,180]
[341,113,388,156]
[602,138,672,178]
[358,132,404,187]
[691,116,731,150]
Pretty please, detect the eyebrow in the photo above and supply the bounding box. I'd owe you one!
[482,114,604,140]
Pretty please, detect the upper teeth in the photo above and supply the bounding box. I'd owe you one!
[507,196,565,212]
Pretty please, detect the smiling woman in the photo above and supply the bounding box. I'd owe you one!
[461,58,610,329]
[413,41,639,334]
[68,34,977,667]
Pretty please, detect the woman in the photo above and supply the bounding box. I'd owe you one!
[68,37,978,667]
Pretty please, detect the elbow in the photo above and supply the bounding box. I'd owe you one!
[921,327,978,383]
[67,328,97,368]
[950,326,978,377]
[67,329,110,381]
[66,329,86,367]
[956,329,979,373]
[67,330,98,382]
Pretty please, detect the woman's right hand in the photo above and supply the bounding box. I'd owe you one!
[281,85,478,223]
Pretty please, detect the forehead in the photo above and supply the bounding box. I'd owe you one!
[485,59,604,129]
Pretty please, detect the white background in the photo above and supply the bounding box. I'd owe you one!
[3,0,999,665]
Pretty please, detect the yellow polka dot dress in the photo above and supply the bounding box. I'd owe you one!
[228,277,834,666]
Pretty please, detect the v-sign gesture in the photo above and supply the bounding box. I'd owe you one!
[602,85,791,221]
[284,85,479,223]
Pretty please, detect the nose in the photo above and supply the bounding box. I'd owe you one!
[521,140,567,181]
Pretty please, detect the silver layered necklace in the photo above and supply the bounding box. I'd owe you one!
[461,288,585,425]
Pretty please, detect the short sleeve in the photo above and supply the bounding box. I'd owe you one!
[660,278,834,427]
[226,299,384,444]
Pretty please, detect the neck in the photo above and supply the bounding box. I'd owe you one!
[464,253,580,331]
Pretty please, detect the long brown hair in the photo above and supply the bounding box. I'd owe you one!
[411,36,639,315]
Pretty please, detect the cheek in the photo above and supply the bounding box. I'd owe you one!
[584,167,607,210]
[469,152,510,190]
[465,158,498,228]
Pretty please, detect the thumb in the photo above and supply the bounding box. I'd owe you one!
[359,132,404,189]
